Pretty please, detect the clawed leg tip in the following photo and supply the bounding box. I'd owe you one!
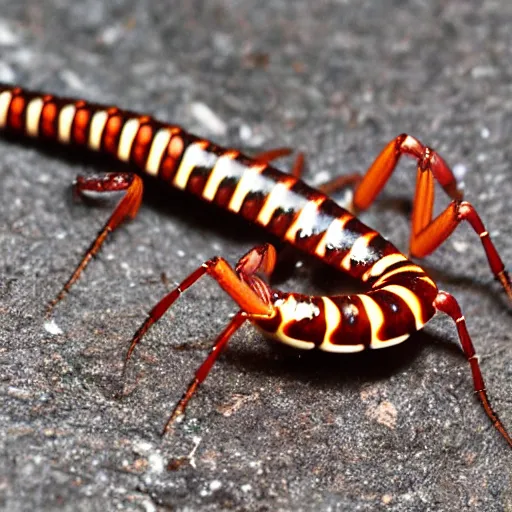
[160,413,184,438]
[160,424,173,438]
[45,300,57,318]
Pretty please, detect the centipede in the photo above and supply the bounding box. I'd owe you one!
[0,84,510,448]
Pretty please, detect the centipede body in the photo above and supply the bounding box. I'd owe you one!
[0,83,510,448]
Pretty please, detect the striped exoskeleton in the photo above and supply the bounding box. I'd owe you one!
[0,84,510,447]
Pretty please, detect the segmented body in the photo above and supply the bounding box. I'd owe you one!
[0,85,437,351]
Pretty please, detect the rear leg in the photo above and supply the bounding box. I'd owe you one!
[47,172,143,314]
[434,291,512,448]
[122,243,277,434]
[353,134,511,299]
[355,134,511,447]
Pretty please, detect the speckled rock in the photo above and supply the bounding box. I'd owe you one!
[1,1,511,511]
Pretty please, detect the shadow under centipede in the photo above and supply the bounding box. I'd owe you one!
[219,328,464,392]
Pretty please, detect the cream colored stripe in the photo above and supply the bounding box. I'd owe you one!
[284,199,320,243]
[314,215,351,258]
[255,324,316,350]
[370,332,410,349]
[357,294,385,349]
[203,152,237,201]
[340,232,377,271]
[228,164,266,213]
[0,91,12,128]
[118,118,140,162]
[145,128,172,176]
[58,104,76,143]
[358,292,412,348]
[270,295,316,350]
[173,142,216,190]
[372,264,425,288]
[88,110,109,150]
[256,182,289,226]
[362,253,408,282]
[380,284,425,331]
[26,98,44,137]
[319,297,365,353]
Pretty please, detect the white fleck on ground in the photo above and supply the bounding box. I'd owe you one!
[44,319,63,335]
[190,102,227,136]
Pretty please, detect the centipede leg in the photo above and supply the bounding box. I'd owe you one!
[124,244,277,433]
[48,172,143,313]
[352,134,511,299]
[124,251,274,364]
[409,198,512,300]
[252,147,293,163]
[434,291,512,447]
[255,148,361,196]
[353,133,463,210]
[161,310,246,434]
[406,165,511,299]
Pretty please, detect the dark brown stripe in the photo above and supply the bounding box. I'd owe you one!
[371,289,418,339]
[213,177,237,208]
[289,179,324,202]
[101,109,123,155]
[8,93,25,132]
[252,292,286,334]
[282,295,326,346]
[159,130,189,182]
[267,209,298,238]
[211,152,250,209]
[240,191,267,222]
[383,275,437,325]
[329,295,372,347]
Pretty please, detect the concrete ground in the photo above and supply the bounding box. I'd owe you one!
[0,1,511,510]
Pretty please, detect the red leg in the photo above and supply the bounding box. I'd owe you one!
[123,244,278,433]
[161,310,246,434]
[124,247,275,365]
[434,291,512,448]
[255,148,361,196]
[410,200,512,300]
[252,147,293,164]
[353,133,463,210]
[47,172,143,314]
[352,134,512,300]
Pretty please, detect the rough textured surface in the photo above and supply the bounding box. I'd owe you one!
[1,1,512,511]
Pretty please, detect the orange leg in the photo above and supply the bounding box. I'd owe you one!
[252,147,293,164]
[47,173,143,314]
[161,310,246,434]
[434,291,512,448]
[287,151,362,195]
[353,133,463,209]
[353,134,512,299]
[123,244,278,433]
[47,148,288,315]
[255,148,361,196]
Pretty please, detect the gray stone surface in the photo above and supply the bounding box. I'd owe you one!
[1,1,511,510]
